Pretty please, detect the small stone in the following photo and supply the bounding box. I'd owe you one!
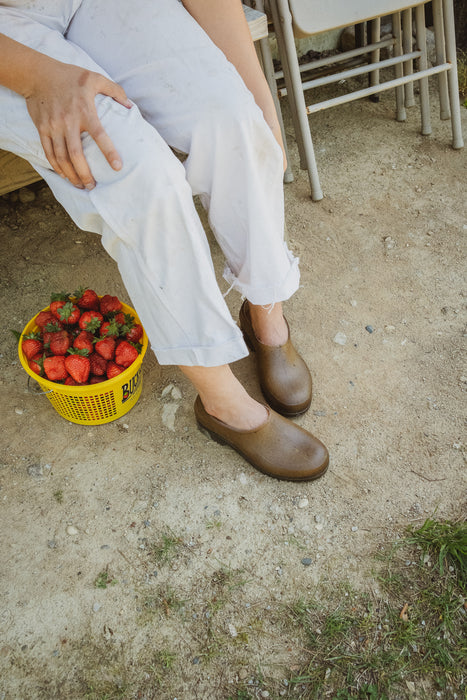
[301,557,312,567]
[333,332,347,346]
[261,692,270,698]
[192,657,200,665]
[384,325,396,332]
[313,410,326,417]
[298,497,309,509]
[228,623,238,637]
[66,526,78,536]
[171,386,182,400]
[18,187,36,204]
[27,464,43,479]
[365,325,374,334]
[351,526,358,532]
[314,514,322,523]
[161,383,174,398]
[350,300,357,307]
[239,472,248,485]
[47,540,57,549]
[238,669,248,680]
[15,408,24,415]
[92,603,101,613]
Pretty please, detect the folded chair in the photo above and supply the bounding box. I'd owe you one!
[263,0,464,200]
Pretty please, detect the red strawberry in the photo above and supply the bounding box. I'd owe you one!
[100,319,120,338]
[43,355,68,381]
[89,352,107,376]
[125,323,143,344]
[106,361,124,379]
[89,375,106,384]
[73,330,94,354]
[28,353,44,376]
[74,287,99,310]
[114,312,126,325]
[65,350,90,384]
[115,340,139,368]
[21,333,43,360]
[35,310,57,330]
[50,292,70,320]
[95,336,116,360]
[49,330,71,356]
[100,294,122,315]
[57,301,80,326]
[79,310,103,332]
[64,376,79,386]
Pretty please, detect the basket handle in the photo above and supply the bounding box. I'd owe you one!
[27,375,52,395]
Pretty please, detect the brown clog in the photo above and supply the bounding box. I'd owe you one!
[194,396,328,482]
[239,301,312,416]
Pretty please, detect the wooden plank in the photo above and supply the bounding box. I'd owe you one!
[243,4,269,40]
[0,150,41,196]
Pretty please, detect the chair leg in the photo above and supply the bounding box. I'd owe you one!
[402,9,416,108]
[392,12,407,122]
[442,0,464,148]
[415,4,432,135]
[271,0,323,200]
[369,18,381,103]
[432,0,451,120]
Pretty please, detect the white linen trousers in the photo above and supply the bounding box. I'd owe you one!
[0,0,300,366]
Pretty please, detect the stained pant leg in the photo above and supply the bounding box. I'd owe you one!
[66,0,300,305]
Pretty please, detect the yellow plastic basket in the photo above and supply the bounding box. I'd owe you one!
[18,301,148,425]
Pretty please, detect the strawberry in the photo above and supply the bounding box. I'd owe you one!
[79,310,103,332]
[114,312,126,325]
[89,375,106,384]
[125,323,143,344]
[74,287,99,310]
[73,330,94,354]
[95,336,116,360]
[106,361,124,379]
[49,330,71,356]
[43,355,68,381]
[50,292,70,320]
[65,350,90,384]
[64,376,80,386]
[57,301,80,326]
[28,353,44,376]
[89,352,107,376]
[100,319,120,338]
[42,321,64,346]
[115,340,139,368]
[35,310,57,330]
[21,333,43,360]
[100,294,122,315]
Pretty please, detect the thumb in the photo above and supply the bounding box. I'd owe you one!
[97,75,132,109]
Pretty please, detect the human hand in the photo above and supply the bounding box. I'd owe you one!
[25,59,131,189]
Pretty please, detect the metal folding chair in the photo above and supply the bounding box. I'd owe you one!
[263,0,464,200]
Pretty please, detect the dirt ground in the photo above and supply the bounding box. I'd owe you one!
[0,83,466,699]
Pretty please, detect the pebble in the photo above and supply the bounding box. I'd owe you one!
[297,497,309,509]
[333,332,347,346]
[228,623,238,638]
[383,236,395,249]
[15,408,24,415]
[47,540,57,549]
[27,464,43,479]
[351,526,358,532]
[301,557,312,567]
[92,603,101,613]
[66,526,78,536]
[365,325,374,334]
[239,472,248,485]
[18,187,36,204]
[192,657,200,665]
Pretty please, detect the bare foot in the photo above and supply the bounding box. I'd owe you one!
[248,302,288,346]
[179,364,268,431]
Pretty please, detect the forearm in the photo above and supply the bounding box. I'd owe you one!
[0,33,57,96]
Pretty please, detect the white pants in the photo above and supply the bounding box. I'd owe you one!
[0,0,300,366]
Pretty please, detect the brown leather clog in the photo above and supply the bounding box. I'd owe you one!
[194,396,328,482]
[239,301,312,416]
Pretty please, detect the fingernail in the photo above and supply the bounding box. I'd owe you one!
[125,99,132,108]
[85,182,95,191]
[111,159,122,171]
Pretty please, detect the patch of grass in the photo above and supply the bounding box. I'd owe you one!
[94,569,117,589]
[283,519,466,698]
[53,489,63,503]
[139,585,186,623]
[147,530,185,565]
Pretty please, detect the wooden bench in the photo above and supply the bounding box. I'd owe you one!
[0,5,269,197]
